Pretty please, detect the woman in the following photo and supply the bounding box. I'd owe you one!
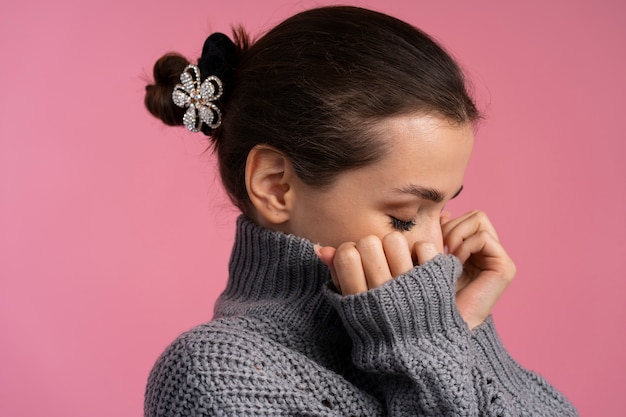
[144,6,578,416]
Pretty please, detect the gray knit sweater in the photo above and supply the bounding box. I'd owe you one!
[145,216,578,416]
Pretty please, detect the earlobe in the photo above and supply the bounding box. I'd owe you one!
[245,145,294,225]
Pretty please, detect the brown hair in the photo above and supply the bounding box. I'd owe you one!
[145,6,480,215]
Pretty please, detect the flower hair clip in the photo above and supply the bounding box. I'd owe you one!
[172,65,224,133]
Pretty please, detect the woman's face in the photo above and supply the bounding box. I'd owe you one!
[284,114,474,252]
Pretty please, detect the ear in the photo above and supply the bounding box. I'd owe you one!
[245,144,297,225]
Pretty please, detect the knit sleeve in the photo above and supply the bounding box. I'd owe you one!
[469,316,579,416]
[324,254,578,417]
[144,333,216,417]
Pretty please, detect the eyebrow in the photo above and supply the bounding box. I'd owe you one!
[392,184,464,203]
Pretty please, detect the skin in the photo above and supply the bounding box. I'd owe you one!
[246,114,516,330]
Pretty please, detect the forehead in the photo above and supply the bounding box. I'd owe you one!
[366,114,474,187]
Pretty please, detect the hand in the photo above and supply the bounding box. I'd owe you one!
[441,210,516,329]
[316,233,440,295]
[315,210,515,330]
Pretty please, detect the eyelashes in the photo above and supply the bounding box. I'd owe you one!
[388,202,450,232]
[389,216,416,232]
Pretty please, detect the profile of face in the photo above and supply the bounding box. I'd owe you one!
[145,5,511,328]
[247,114,474,253]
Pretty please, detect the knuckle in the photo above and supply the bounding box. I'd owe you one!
[333,243,360,267]
[466,209,486,223]
[382,231,406,246]
[471,210,488,223]
[477,229,492,240]
[444,234,463,252]
[355,235,382,252]
[497,258,516,283]
[413,240,440,265]
[473,211,496,231]
[506,261,517,281]
[415,240,435,249]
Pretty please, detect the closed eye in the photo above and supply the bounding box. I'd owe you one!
[389,216,416,232]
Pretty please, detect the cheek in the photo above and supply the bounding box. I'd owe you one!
[408,214,445,253]
[321,212,389,247]
[295,206,356,246]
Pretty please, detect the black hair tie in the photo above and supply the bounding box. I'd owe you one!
[198,33,237,135]
[171,33,237,135]
[199,33,237,95]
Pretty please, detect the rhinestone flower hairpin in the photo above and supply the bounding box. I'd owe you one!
[172,65,223,133]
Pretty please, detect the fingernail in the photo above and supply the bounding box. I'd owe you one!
[313,244,322,258]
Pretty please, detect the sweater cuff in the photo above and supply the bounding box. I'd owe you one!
[470,316,528,394]
[324,255,469,368]
[472,317,580,416]
[471,316,517,370]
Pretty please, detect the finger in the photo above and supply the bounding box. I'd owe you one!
[441,210,498,238]
[452,233,515,330]
[455,266,514,330]
[440,210,452,225]
[356,236,393,289]
[440,211,452,254]
[412,241,441,266]
[333,242,369,295]
[456,277,507,330]
[451,230,508,266]
[382,232,413,276]
[442,210,499,254]
[451,230,516,289]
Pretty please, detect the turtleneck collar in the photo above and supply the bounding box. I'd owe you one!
[213,216,347,354]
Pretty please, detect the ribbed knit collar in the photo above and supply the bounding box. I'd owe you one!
[213,216,350,363]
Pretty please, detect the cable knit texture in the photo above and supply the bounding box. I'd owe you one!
[145,216,578,417]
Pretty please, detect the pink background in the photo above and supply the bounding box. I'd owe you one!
[1,0,624,416]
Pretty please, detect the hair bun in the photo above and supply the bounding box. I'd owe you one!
[145,53,190,126]
[145,33,240,134]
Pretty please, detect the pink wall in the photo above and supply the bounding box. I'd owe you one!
[1,0,624,415]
